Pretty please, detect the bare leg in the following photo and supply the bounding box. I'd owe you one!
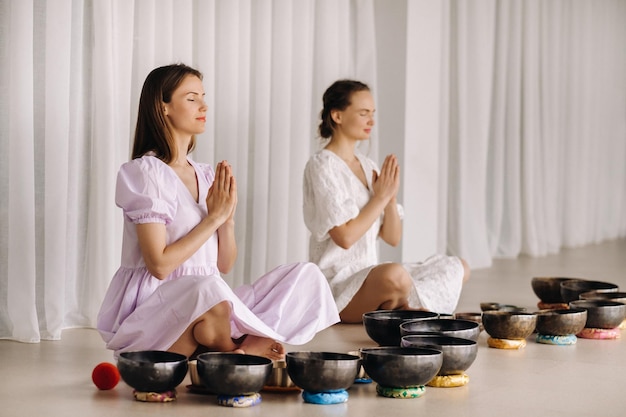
[339,263,412,323]
[168,301,236,357]
[238,335,285,360]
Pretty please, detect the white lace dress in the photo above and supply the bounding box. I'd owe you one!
[303,149,464,314]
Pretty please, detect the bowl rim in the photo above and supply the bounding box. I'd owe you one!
[532,275,588,281]
[454,311,483,317]
[579,290,626,299]
[531,276,586,282]
[569,299,626,309]
[360,346,444,356]
[536,307,587,316]
[399,317,480,331]
[400,334,477,347]
[362,309,439,321]
[189,357,287,369]
[118,350,188,364]
[560,280,619,290]
[285,351,361,362]
[480,302,527,312]
[195,351,273,366]
[482,310,537,317]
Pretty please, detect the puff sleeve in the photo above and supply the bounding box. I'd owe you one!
[303,153,360,241]
[115,157,177,225]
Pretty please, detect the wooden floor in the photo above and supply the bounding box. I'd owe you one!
[2,238,625,417]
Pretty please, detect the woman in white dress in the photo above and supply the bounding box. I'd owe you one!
[97,64,339,359]
[303,79,470,323]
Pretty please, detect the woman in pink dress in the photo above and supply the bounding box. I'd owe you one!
[97,64,339,359]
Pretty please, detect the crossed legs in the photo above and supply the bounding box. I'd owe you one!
[339,258,471,324]
[339,263,413,323]
[167,300,284,360]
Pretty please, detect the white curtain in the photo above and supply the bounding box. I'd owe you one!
[1,0,625,344]
[0,0,377,343]
[443,0,626,266]
[401,0,626,267]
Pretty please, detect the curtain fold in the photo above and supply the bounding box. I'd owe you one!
[436,0,626,268]
[40,0,72,339]
[4,0,38,343]
[1,0,625,343]
[445,0,497,267]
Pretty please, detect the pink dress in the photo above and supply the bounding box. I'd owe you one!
[97,155,339,357]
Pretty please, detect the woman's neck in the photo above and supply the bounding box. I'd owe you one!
[170,157,189,168]
[170,135,192,167]
[325,137,357,163]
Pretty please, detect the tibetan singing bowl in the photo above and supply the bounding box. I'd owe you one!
[535,308,587,336]
[196,352,272,396]
[569,300,626,329]
[362,310,439,346]
[285,351,360,392]
[399,318,480,342]
[560,280,618,304]
[117,350,188,393]
[400,335,477,376]
[531,277,579,303]
[360,346,443,388]
[189,359,296,390]
[481,311,537,340]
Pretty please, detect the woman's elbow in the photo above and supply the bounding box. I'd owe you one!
[380,233,401,247]
[218,263,235,275]
[144,262,171,280]
[328,225,356,250]
[331,235,354,250]
[387,239,401,247]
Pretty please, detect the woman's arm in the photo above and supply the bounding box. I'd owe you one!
[216,170,238,273]
[379,198,402,246]
[328,154,400,249]
[136,215,226,280]
[216,219,237,273]
[378,155,402,246]
[328,195,388,249]
[137,160,237,279]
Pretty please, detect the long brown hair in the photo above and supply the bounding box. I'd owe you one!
[131,64,203,162]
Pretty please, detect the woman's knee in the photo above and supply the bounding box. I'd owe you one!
[206,300,231,319]
[193,300,231,325]
[370,263,412,294]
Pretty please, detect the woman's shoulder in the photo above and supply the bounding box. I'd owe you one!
[120,154,165,172]
[115,155,178,221]
[118,155,176,187]
[306,149,340,170]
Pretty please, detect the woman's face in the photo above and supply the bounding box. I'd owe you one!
[332,90,375,141]
[163,75,207,138]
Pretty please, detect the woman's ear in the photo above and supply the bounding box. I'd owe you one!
[330,109,342,125]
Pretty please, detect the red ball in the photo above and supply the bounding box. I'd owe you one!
[92,362,120,390]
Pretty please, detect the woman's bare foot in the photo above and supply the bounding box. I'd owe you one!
[238,335,285,360]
